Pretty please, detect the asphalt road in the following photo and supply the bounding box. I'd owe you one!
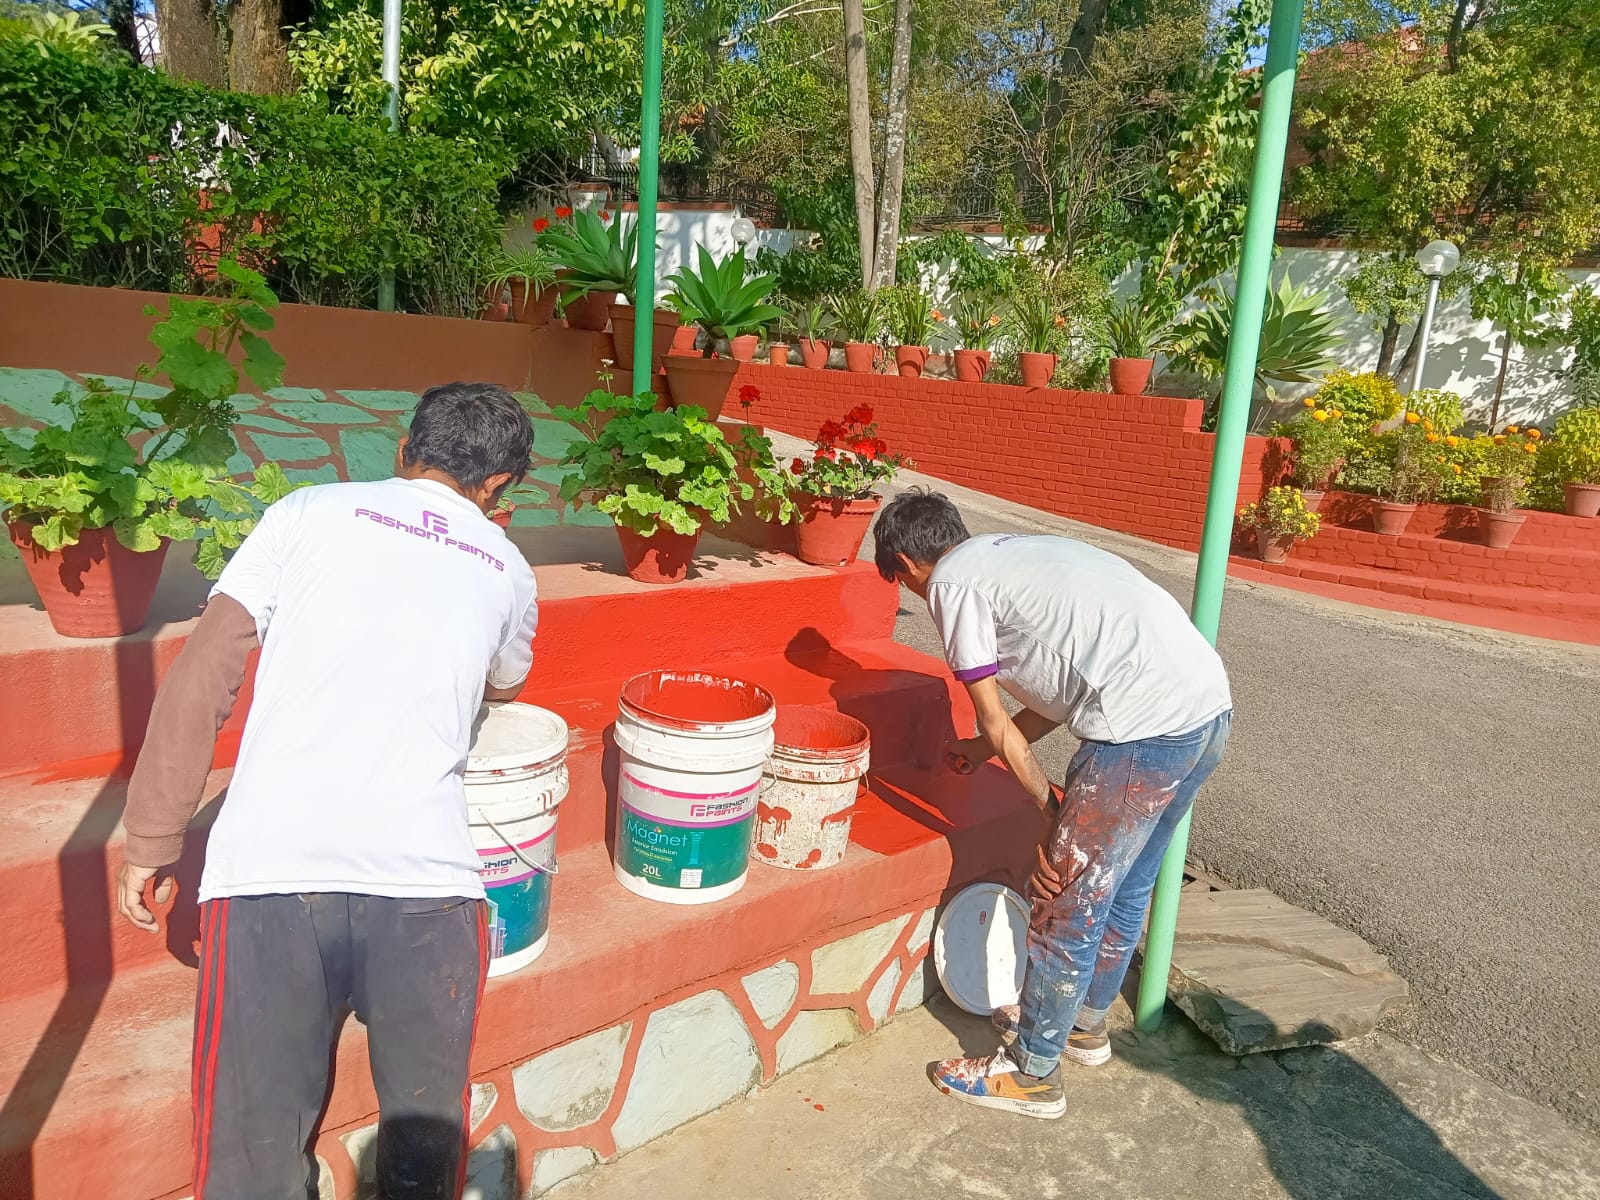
[822,443,1600,1134]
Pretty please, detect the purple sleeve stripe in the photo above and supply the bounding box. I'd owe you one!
[951,663,999,683]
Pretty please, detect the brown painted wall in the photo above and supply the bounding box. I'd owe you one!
[0,278,547,394]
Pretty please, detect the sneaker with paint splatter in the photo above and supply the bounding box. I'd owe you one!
[931,1046,1066,1119]
[990,1005,1113,1067]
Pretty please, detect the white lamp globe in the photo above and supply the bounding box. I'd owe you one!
[730,216,758,247]
[1415,239,1461,279]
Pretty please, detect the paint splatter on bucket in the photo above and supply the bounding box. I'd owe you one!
[753,706,870,871]
[612,671,777,904]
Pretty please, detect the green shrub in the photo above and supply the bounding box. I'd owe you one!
[0,32,501,315]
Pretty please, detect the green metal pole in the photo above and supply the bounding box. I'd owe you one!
[631,0,667,385]
[1134,0,1305,1033]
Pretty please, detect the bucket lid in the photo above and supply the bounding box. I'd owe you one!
[933,882,1029,1016]
[619,670,775,734]
[468,703,569,773]
[771,706,870,764]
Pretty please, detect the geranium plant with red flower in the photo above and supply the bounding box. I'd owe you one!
[788,405,910,499]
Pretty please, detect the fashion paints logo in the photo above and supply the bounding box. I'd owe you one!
[352,507,506,571]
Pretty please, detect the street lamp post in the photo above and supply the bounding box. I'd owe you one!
[376,0,402,312]
[1409,239,1461,394]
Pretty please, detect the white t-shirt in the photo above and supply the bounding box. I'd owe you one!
[198,477,540,902]
[926,533,1231,744]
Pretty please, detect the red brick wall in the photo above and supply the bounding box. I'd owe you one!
[734,363,1287,553]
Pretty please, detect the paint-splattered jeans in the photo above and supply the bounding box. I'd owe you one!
[1012,711,1231,1076]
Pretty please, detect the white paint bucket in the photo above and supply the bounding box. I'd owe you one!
[612,670,777,905]
[754,706,870,871]
[466,702,569,978]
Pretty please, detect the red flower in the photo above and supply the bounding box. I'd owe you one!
[873,438,888,456]
[816,447,837,462]
[739,384,760,406]
[554,206,573,219]
[846,404,873,425]
[532,217,550,233]
[790,457,808,473]
[851,438,878,460]
[600,210,613,221]
[816,419,845,448]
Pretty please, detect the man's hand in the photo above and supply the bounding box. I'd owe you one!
[1029,844,1064,901]
[944,735,991,775]
[116,862,174,933]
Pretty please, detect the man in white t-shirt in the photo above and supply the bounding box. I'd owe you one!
[872,489,1232,1119]
[115,382,540,1198]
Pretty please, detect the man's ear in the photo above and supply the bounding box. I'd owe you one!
[484,472,516,503]
[393,436,409,474]
[896,552,918,577]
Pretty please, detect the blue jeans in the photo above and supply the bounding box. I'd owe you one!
[1012,711,1231,1076]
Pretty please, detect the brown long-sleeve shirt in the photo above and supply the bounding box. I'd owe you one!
[122,595,259,869]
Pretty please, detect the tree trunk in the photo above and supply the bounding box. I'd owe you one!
[1489,327,1512,428]
[1374,314,1400,376]
[227,0,297,94]
[869,0,913,291]
[1392,319,1422,384]
[154,0,224,86]
[102,0,143,60]
[842,0,876,290]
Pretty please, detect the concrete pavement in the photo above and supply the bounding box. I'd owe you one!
[771,433,1600,1133]
[556,998,1600,1199]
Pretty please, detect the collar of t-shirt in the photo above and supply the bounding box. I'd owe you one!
[400,476,486,516]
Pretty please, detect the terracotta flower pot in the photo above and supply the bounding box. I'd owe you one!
[1256,529,1294,564]
[562,289,615,332]
[1018,352,1056,388]
[799,339,830,369]
[608,305,682,376]
[490,505,514,529]
[953,349,992,382]
[1108,356,1156,396]
[614,523,702,585]
[671,324,701,355]
[480,284,511,322]
[1372,500,1417,536]
[1478,508,1526,549]
[793,495,881,567]
[660,354,738,420]
[1563,481,1600,518]
[894,346,928,378]
[509,281,558,327]
[7,521,171,638]
[843,342,878,374]
[1300,489,1326,514]
[768,342,790,367]
[730,334,760,362]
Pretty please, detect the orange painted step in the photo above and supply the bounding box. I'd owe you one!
[0,766,1041,1200]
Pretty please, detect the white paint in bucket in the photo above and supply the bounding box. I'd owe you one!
[612,671,776,905]
[466,702,569,977]
[754,706,870,871]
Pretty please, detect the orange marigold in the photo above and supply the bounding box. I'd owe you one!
[1405,412,1421,424]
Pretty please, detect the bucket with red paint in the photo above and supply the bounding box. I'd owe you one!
[613,671,777,904]
[753,706,870,872]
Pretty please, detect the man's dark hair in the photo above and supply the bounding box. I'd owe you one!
[872,488,970,582]
[403,382,534,495]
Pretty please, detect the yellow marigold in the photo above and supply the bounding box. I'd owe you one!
[1405,412,1421,424]
[1423,419,1434,431]
[1445,435,1460,447]
[1507,425,1520,434]
[1426,432,1440,442]
[1312,410,1330,422]
[1493,434,1506,445]
[1452,464,1463,474]
[1528,428,1542,440]
[1526,443,1539,454]
[1331,409,1344,418]
[1303,397,1317,408]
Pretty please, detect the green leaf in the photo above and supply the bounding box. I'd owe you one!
[111,514,165,552]
[239,332,287,392]
[250,462,297,504]
[193,535,229,580]
[159,339,238,400]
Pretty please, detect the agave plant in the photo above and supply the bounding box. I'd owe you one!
[664,245,783,357]
[827,289,884,344]
[885,286,938,347]
[535,210,637,301]
[952,292,1004,351]
[1172,276,1340,396]
[788,299,830,343]
[1103,297,1172,360]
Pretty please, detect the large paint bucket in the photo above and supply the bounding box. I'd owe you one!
[754,706,870,871]
[466,702,569,977]
[613,671,777,904]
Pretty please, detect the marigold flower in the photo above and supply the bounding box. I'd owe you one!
[1303,398,1317,408]
[1452,464,1463,474]
[1426,432,1439,442]
[1528,428,1542,440]
[1507,425,1520,434]
[1053,314,1066,327]
[555,206,573,218]
[988,315,1001,327]
[1312,410,1330,422]
[1493,434,1506,445]
[1405,412,1420,424]
[532,217,550,233]
[1526,443,1539,454]
[1445,435,1459,447]
[1331,409,1344,418]
[1423,419,1434,431]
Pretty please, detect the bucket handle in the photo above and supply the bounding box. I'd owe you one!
[477,810,559,877]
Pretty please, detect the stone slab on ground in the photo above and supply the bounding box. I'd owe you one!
[1170,888,1411,1055]
[552,999,1600,1200]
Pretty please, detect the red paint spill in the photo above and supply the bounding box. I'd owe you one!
[621,671,773,725]
[800,848,822,867]
[819,807,855,827]
[755,843,778,859]
[757,802,792,823]
[813,1103,826,1111]
[772,706,870,754]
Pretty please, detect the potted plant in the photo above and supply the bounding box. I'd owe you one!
[785,405,910,567]
[791,301,831,369]
[766,319,790,367]
[952,292,1002,382]
[536,209,638,332]
[0,261,301,637]
[608,299,683,378]
[827,290,884,374]
[1474,426,1540,548]
[553,389,795,584]
[1103,298,1170,396]
[481,243,558,327]
[660,245,783,417]
[490,496,516,528]
[1372,412,1448,535]
[1274,395,1347,511]
[885,286,938,379]
[1237,486,1321,564]
[1010,289,1062,388]
[1550,407,1600,517]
